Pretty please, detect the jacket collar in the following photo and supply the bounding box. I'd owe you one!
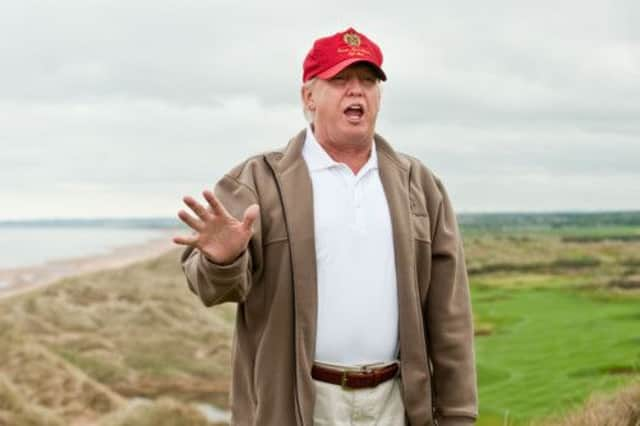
[267,128,409,175]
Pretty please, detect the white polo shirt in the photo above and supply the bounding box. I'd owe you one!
[302,126,399,366]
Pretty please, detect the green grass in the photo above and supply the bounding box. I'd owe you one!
[473,286,640,424]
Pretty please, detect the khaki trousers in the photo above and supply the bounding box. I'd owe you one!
[312,361,406,426]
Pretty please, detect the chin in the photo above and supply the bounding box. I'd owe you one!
[342,124,374,140]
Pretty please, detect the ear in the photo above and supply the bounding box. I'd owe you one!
[301,85,315,110]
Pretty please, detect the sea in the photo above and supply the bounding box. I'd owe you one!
[0,218,181,270]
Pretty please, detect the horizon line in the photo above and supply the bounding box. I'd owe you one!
[1,208,639,223]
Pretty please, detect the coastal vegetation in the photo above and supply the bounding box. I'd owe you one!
[465,211,640,425]
[0,249,233,425]
[1,211,639,425]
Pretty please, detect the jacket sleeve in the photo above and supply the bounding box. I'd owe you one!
[180,173,262,307]
[426,177,478,425]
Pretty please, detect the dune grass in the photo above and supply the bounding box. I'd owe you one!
[0,248,234,425]
[541,383,640,426]
[0,221,638,425]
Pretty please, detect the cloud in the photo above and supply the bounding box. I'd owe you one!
[0,0,638,219]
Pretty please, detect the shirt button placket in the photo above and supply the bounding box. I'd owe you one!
[345,171,355,229]
[354,177,365,232]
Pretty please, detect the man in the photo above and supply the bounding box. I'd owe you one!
[174,27,477,426]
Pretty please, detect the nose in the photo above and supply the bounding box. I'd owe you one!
[345,76,364,96]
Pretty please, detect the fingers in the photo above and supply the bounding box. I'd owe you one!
[178,209,204,231]
[183,196,210,221]
[172,234,198,246]
[180,191,258,236]
[242,204,260,232]
[203,190,230,217]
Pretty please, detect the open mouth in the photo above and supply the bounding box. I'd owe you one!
[343,104,365,122]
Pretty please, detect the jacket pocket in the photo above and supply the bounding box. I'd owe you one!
[409,180,432,243]
[411,210,432,244]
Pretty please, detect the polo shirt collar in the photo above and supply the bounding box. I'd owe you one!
[302,125,378,174]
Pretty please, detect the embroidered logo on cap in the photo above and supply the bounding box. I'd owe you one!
[343,32,361,47]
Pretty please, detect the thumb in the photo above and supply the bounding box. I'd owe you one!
[242,204,260,232]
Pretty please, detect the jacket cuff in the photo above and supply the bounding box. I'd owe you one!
[197,249,249,284]
[437,416,475,426]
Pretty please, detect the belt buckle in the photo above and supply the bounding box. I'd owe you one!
[340,370,349,389]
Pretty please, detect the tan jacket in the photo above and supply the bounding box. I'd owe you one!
[182,129,477,426]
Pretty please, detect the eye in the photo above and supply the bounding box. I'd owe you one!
[361,76,377,85]
[329,75,347,86]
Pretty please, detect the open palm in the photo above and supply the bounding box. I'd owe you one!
[173,189,259,265]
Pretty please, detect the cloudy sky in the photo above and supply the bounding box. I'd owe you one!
[1,0,638,220]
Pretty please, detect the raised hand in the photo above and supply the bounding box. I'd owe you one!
[173,189,259,265]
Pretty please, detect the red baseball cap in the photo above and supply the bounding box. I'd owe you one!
[302,27,387,82]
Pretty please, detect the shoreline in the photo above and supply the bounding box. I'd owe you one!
[0,230,180,300]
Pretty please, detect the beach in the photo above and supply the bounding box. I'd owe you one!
[0,230,178,300]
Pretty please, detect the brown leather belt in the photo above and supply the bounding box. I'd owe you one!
[311,363,399,389]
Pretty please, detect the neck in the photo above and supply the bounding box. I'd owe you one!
[311,125,373,175]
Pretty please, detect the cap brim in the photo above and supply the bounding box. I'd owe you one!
[316,58,387,81]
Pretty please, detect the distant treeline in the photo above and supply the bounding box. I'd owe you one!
[459,211,640,233]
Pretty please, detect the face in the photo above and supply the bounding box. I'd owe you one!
[303,62,381,146]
